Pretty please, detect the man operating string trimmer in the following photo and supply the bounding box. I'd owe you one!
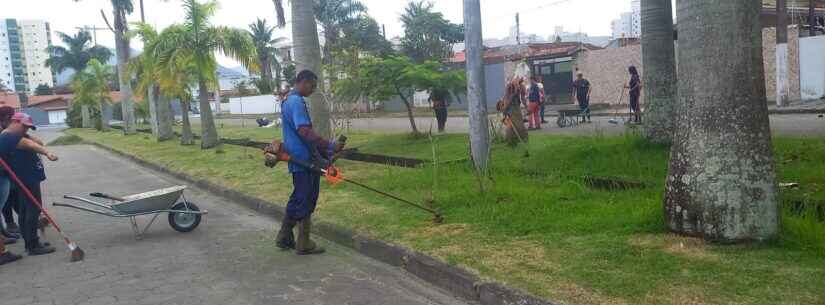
[266,70,345,255]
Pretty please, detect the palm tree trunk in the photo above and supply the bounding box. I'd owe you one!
[180,97,194,145]
[113,5,136,135]
[198,77,220,149]
[81,105,92,128]
[292,0,331,138]
[156,92,174,141]
[641,0,677,143]
[100,101,111,131]
[664,0,779,242]
[464,0,490,173]
[148,85,159,137]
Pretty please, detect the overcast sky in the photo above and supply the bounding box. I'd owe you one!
[2,0,648,67]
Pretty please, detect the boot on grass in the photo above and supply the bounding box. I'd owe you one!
[295,216,324,255]
[275,216,297,250]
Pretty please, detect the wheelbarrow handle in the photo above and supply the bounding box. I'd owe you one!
[89,192,126,202]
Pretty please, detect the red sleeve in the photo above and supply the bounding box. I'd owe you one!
[297,125,332,157]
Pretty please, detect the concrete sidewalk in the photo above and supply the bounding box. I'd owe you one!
[0,131,469,305]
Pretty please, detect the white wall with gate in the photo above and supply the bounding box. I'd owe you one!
[228,95,281,115]
[799,35,825,101]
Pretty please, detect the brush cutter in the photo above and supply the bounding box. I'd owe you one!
[263,140,444,223]
[0,158,85,262]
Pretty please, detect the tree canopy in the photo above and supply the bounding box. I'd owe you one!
[400,0,464,63]
[46,30,113,74]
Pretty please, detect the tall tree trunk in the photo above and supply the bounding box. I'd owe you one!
[464,0,490,173]
[261,57,273,93]
[100,101,110,131]
[180,97,194,145]
[156,92,174,141]
[776,0,790,107]
[148,85,159,137]
[664,0,779,242]
[641,0,677,143]
[113,5,136,135]
[81,105,92,128]
[395,87,418,134]
[292,0,331,137]
[810,0,817,37]
[198,77,220,149]
[96,102,105,131]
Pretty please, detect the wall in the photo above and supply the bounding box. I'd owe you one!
[21,107,49,125]
[576,27,805,105]
[228,95,281,114]
[799,35,825,100]
[576,44,642,105]
[763,27,801,102]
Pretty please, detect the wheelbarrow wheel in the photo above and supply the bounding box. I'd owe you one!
[556,115,566,128]
[168,202,202,233]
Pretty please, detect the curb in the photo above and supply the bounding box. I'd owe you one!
[82,139,557,305]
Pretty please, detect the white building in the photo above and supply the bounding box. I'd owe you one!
[551,26,611,47]
[611,0,641,39]
[0,19,54,94]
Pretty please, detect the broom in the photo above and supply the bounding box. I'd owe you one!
[0,158,85,262]
[608,87,627,125]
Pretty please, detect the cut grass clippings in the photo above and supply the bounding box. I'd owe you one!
[67,127,825,305]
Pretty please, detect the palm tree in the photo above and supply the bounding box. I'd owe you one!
[131,23,174,141]
[156,51,199,145]
[109,0,137,135]
[640,0,677,143]
[664,0,779,242]
[45,30,112,74]
[463,0,490,174]
[248,19,285,94]
[155,0,257,149]
[72,59,115,131]
[272,0,332,137]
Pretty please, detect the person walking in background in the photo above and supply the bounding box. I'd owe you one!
[527,77,542,130]
[429,88,450,133]
[626,66,643,124]
[572,72,592,123]
[536,76,548,124]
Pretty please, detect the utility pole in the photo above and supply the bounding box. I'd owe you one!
[76,26,107,46]
[140,0,146,23]
[777,0,790,107]
[382,24,386,39]
[515,13,521,45]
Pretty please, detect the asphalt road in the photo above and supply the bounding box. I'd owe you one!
[1,129,469,305]
[221,113,825,136]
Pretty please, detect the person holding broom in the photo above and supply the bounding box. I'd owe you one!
[270,70,345,255]
[0,112,58,262]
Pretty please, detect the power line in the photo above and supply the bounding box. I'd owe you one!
[487,0,575,21]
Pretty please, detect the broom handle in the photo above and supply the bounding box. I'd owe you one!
[0,157,66,236]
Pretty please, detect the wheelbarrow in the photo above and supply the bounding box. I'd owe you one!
[53,186,207,239]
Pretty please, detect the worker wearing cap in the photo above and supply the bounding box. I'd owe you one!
[0,113,58,261]
[273,70,344,255]
[5,113,58,256]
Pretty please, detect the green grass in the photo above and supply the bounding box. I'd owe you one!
[48,134,85,146]
[68,128,825,305]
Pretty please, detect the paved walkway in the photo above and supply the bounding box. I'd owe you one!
[1,130,468,305]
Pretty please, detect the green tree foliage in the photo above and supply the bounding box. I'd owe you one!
[335,55,464,133]
[34,84,54,96]
[282,63,297,86]
[45,30,113,73]
[71,59,114,131]
[248,18,285,94]
[400,1,464,63]
[154,0,257,149]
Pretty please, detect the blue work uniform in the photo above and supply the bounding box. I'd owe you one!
[281,90,321,220]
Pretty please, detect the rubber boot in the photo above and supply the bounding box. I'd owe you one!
[275,216,297,250]
[295,216,324,255]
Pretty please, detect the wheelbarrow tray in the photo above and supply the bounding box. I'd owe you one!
[111,186,186,214]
